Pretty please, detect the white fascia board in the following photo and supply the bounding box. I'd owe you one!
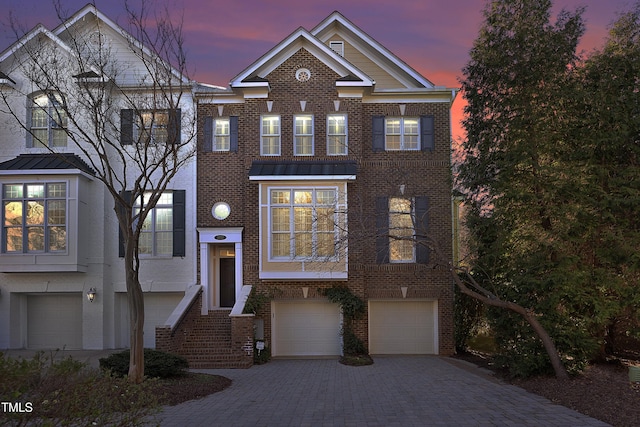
[0,169,95,181]
[364,88,458,104]
[259,271,348,281]
[312,12,435,89]
[0,25,72,64]
[249,175,356,181]
[231,28,373,88]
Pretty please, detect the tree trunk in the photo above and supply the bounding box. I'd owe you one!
[451,270,569,379]
[125,239,145,383]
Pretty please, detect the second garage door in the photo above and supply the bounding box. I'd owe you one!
[272,300,341,357]
[27,294,83,349]
[369,300,437,355]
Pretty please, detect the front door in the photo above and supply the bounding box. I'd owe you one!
[219,256,236,308]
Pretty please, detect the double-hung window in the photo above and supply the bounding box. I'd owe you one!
[294,115,314,156]
[29,93,67,148]
[136,111,169,144]
[119,190,185,258]
[261,115,281,155]
[385,118,419,150]
[270,188,337,259]
[120,109,181,145]
[134,192,173,256]
[213,118,230,151]
[327,114,347,155]
[2,182,67,253]
[388,197,415,262]
[372,115,434,152]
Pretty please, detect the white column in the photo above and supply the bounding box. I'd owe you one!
[235,242,243,299]
[200,243,210,314]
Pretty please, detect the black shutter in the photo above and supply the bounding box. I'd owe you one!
[172,190,186,257]
[168,109,181,144]
[415,196,430,264]
[120,109,134,145]
[420,115,434,152]
[26,101,34,148]
[203,116,213,151]
[375,196,389,264]
[372,116,385,152]
[230,116,239,152]
[118,191,132,257]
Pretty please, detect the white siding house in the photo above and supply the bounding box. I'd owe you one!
[0,5,198,350]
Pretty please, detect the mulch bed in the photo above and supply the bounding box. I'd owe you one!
[454,352,640,427]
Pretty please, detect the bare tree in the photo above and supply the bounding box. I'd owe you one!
[0,1,196,383]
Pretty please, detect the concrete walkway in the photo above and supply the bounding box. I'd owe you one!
[158,356,610,427]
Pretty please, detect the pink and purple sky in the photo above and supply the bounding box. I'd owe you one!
[2,0,634,142]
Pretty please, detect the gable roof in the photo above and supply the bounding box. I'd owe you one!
[311,11,436,89]
[0,4,190,85]
[229,11,442,93]
[230,27,373,88]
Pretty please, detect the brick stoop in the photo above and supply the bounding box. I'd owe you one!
[178,309,253,369]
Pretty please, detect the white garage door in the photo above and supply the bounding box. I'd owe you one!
[369,300,437,355]
[272,301,341,357]
[117,292,183,348]
[27,294,83,349]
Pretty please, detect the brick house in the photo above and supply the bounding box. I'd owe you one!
[157,12,457,366]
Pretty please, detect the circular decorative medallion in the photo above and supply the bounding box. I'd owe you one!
[295,68,311,82]
[212,202,231,220]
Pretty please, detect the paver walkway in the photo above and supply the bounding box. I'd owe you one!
[158,356,610,426]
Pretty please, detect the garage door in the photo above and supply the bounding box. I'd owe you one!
[369,300,437,354]
[117,292,183,348]
[272,301,341,357]
[27,294,83,349]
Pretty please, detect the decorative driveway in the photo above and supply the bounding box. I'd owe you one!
[158,356,609,426]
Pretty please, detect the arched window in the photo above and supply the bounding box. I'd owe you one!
[28,93,67,148]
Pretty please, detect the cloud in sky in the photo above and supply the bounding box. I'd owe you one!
[1,0,632,140]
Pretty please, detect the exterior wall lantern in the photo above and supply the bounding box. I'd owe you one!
[87,288,97,303]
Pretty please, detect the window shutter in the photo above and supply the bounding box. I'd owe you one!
[420,115,434,152]
[168,109,182,144]
[372,116,385,152]
[230,116,239,152]
[120,109,134,145]
[415,196,430,264]
[118,191,132,257]
[203,116,213,151]
[172,190,186,257]
[375,196,389,264]
[26,102,34,148]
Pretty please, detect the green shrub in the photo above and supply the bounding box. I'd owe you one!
[0,352,160,426]
[342,328,367,355]
[99,349,188,378]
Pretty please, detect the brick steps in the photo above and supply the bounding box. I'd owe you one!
[178,309,251,368]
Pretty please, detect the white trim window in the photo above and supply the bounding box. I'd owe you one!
[135,110,169,144]
[29,93,67,148]
[134,192,173,256]
[2,182,67,253]
[294,115,314,156]
[213,118,230,151]
[385,117,419,151]
[270,188,337,259]
[261,115,281,155]
[389,197,415,262]
[327,114,347,155]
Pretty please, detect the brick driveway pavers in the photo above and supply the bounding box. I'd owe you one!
[157,356,610,427]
